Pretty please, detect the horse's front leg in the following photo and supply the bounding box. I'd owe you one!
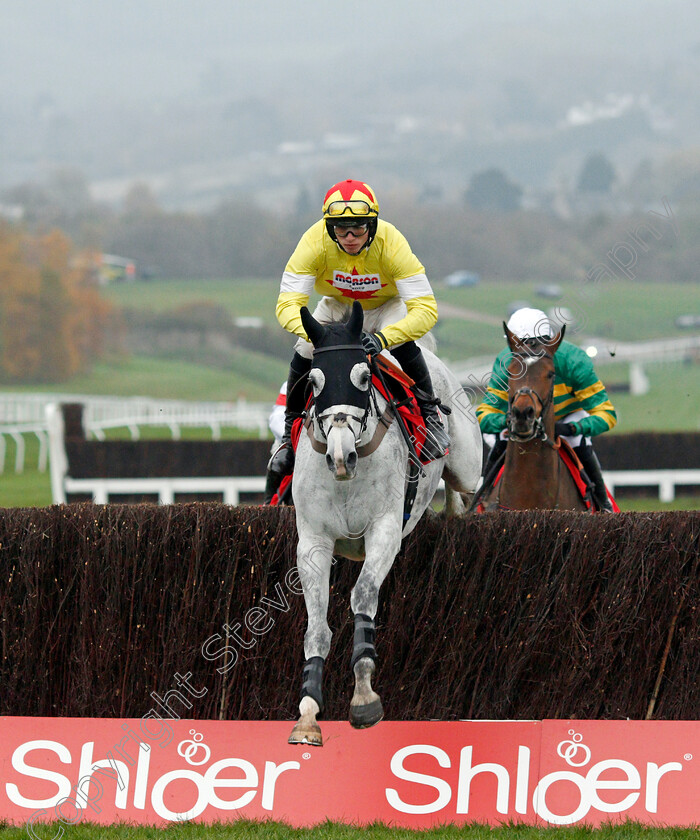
[348,521,402,729]
[288,534,334,747]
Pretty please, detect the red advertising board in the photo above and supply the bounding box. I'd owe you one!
[0,717,696,832]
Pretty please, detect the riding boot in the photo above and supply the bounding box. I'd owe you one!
[481,437,507,488]
[267,352,311,481]
[392,342,450,460]
[575,441,613,512]
[263,469,282,505]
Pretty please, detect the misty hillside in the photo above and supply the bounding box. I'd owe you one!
[2,0,699,209]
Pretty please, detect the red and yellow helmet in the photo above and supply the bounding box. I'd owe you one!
[322,179,379,221]
[322,179,379,251]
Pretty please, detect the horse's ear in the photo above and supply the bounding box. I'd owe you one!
[550,324,565,354]
[347,300,364,338]
[300,306,325,347]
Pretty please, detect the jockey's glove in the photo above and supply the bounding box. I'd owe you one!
[361,331,385,357]
[555,421,578,438]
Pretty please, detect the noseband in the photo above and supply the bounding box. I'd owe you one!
[506,350,558,447]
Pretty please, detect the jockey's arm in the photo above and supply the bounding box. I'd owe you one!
[377,276,438,347]
[556,350,617,438]
[564,389,617,438]
[375,230,437,348]
[476,353,509,435]
[275,273,316,340]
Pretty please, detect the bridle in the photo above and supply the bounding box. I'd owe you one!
[310,344,373,445]
[506,349,559,449]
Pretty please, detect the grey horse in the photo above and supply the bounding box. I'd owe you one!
[288,301,482,746]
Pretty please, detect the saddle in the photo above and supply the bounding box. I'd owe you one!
[475,439,619,513]
[371,355,436,465]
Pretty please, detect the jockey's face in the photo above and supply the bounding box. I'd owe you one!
[333,223,370,254]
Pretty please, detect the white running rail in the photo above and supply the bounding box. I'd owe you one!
[0,393,272,473]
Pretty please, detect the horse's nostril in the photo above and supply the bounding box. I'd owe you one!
[325,454,334,470]
[346,451,358,470]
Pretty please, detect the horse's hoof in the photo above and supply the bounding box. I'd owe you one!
[288,718,323,746]
[349,698,384,729]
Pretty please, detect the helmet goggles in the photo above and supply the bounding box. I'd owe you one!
[325,199,374,217]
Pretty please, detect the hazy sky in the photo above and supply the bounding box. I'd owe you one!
[2,0,698,203]
[2,0,694,109]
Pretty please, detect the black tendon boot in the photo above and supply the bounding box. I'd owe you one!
[267,352,311,480]
[575,440,613,512]
[392,342,450,460]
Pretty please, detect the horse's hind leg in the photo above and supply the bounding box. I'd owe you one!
[444,486,466,517]
[288,535,334,747]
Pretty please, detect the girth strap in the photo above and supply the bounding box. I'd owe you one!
[351,613,377,668]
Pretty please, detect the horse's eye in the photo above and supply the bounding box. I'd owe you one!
[350,362,371,391]
[308,368,325,395]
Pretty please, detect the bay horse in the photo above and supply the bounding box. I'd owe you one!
[479,322,589,512]
[288,301,482,746]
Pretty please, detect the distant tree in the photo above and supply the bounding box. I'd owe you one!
[464,168,523,212]
[0,224,110,382]
[0,224,40,379]
[295,186,313,216]
[3,181,52,225]
[123,182,161,218]
[577,153,616,193]
[46,167,92,216]
[624,158,657,206]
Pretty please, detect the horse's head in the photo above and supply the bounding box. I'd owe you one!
[300,301,371,480]
[504,321,565,443]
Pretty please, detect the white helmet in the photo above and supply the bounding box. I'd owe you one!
[506,307,552,340]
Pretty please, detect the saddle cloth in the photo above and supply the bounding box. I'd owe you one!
[476,439,619,513]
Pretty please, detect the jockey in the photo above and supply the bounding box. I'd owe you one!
[264,381,287,503]
[267,178,449,484]
[476,307,617,511]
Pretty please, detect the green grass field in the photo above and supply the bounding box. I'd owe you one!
[102,277,282,327]
[1,277,698,508]
[100,277,700,361]
[0,820,696,839]
[5,275,699,404]
[437,278,700,352]
[0,353,288,403]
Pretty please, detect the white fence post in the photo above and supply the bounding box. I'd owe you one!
[46,404,68,505]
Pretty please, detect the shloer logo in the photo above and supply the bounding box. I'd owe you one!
[386,733,684,825]
[8,738,300,824]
